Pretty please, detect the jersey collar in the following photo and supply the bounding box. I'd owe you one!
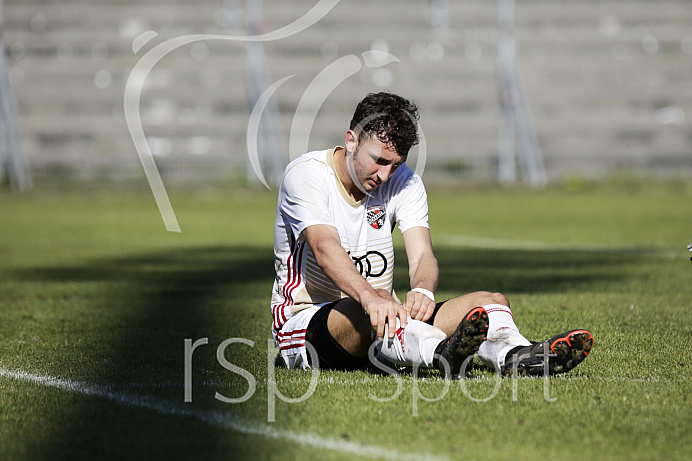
[326,146,365,208]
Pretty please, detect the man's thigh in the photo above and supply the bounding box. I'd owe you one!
[303,299,372,371]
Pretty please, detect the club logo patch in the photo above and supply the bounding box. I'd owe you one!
[367,206,386,230]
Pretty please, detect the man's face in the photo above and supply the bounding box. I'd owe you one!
[348,133,404,194]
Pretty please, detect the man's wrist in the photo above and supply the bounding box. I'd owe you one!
[358,289,381,312]
[411,287,435,302]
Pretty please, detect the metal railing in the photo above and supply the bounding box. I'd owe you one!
[0,0,31,191]
[497,0,546,187]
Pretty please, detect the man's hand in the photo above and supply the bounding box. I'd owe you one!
[404,290,436,322]
[362,291,408,340]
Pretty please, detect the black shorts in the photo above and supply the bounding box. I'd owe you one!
[304,299,446,371]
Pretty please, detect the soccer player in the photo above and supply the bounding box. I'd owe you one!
[271,92,593,377]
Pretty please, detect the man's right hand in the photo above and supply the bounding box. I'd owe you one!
[361,292,408,340]
[302,224,409,339]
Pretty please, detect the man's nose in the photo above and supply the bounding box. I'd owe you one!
[377,165,392,182]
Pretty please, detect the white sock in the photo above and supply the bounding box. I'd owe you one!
[477,303,531,369]
[376,317,447,367]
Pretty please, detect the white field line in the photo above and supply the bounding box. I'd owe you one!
[436,234,678,257]
[0,368,449,461]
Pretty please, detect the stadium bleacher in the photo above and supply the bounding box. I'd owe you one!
[3,0,691,185]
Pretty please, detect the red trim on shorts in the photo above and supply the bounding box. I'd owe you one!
[277,328,307,338]
[278,328,307,351]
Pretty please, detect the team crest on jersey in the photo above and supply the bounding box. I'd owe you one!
[367,206,386,230]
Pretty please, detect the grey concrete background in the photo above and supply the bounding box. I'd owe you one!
[3,0,692,186]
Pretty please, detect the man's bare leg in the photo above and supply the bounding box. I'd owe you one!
[326,298,373,357]
[431,291,508,336]
[325,291,483,373]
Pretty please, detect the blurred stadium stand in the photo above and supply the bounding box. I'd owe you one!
[2,0,691,187]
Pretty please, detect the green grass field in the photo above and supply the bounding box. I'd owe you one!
[1,181,691,460]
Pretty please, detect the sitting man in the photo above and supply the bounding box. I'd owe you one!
[271,92,593,377]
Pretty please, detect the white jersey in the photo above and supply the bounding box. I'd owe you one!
[271,147,429,340]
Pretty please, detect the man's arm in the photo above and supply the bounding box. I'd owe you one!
[401,226,439,321]
[302,224,408,339]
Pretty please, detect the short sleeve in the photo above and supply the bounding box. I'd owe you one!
[279,159,334,237]
[389,167,429,234]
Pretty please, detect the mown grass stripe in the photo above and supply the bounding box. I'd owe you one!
[437,234,679,257]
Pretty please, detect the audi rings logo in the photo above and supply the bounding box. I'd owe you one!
[350,251,387,278]
[123,0,427,232]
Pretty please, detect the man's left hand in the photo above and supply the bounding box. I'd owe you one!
[404,290,436,322]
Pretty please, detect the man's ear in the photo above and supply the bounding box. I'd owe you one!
[345,130,358,154]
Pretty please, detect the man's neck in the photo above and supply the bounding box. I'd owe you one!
[334,147,364,202]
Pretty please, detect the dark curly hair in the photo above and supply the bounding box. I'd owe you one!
[349,92,419,158]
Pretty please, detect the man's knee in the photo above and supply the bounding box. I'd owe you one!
[330,299,371,327]
[476,291,509,307]
[327,299,373,355]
